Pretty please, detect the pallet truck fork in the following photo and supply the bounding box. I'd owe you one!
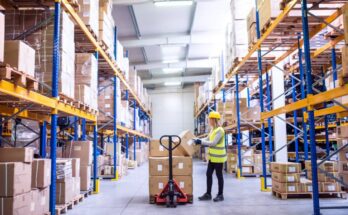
[154,135,192,207]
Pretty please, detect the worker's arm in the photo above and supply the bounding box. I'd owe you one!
[200,130,223,147]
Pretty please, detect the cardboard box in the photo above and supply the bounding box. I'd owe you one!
[227,153,237,163]
[36,187,50,215]
[338,161,348,173]
[0,162,32,197]
[0,191,33,215]
[0,147,34,163]
[272,180,300,193]
[340,172,348,183]
[56,177,74,204]
[64,141,93,165]
[242,166,253,174]
[0,12,4,62]
[337,126,348,138]
[71,158,80,178]
[178,130,196,156]
[308,171,339,183]
[305,160,338,172]
[343,5,348,47]
[300,179,312,193]
[56,159,72,181]
[337,139,348,162]
[270,162,301,173]
[80,165,91,191]
[320,182,341,192]
[73,177,81,198]
[272,172,300,183]
[246,7,256,29]
[149,140,182,157]
[149,176,193,196]
[31,159,51,189]
[4,40,35,77]
[242,156,254,166]
[149,157,192,176]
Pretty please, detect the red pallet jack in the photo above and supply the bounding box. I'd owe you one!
[154,135,193,207]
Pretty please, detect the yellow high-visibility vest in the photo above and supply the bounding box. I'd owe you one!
[208,127,226,163]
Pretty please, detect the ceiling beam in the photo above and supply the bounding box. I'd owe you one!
[120,31,224,48]
[143,75,209,85]
[133,58,216,70]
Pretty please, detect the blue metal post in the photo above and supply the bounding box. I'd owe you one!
[247,77,250,108]
[235,74,243,177]
[302,1,320,214]
[298,35,309,160]
[113,76,118,179]
[221,51,225,82]
[331,47,337,88]
[291,76,299,162]
[114,27,118,60]
[125,133,129,159]
[50,3,61,214]
[255,0,268,190]
[74,116,78,141]
[93,124,98,192]
[81,118,86,141]
[133,99,137,161]
[321,70,330,156]
[40,121,47,158]
[266,72,273,162]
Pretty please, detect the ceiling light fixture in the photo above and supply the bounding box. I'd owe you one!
[163,68,183,73]
[164,81,182,86]
[154,0,193,7]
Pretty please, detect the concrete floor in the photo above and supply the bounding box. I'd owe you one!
[69,160,348,215]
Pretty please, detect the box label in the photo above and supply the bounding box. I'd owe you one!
[307,186,312,192]
[288,167,296,173]
[287,186,296,192]
[178,162,184,169]
[158,182,163,189]
[287,176,295,182]
[159,145,164,152]
[74,146,82,151]
[327,185,335,191]
[157,164,163,172]
[179,182,185,188]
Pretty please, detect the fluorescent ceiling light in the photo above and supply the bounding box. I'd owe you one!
[163,68,183,73]
[164,81,182,86]
[154,0,193,7]
[162,59,180,64]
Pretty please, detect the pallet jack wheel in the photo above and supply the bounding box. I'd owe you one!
[188,195,193,204]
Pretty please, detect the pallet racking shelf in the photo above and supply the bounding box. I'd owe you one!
[0,1,152,214]
[194,1,348,214]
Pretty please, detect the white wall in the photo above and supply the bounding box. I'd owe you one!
[149,86,194,139]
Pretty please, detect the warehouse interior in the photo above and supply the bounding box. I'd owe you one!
[0,0,348,215]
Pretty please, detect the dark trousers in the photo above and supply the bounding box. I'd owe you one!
[206,161,224,195]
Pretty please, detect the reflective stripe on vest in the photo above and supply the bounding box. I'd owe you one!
[208,127,226,163]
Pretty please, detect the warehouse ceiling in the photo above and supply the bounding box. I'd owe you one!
[113,0,231,89]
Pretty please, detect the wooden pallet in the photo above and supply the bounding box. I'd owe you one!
[272,190,347,200]
[0,63,38,91]
[59,93,75,106]
[149,194,194,204]
[81,189,93,198]
[73,194,84,205]
[55,201,74,215]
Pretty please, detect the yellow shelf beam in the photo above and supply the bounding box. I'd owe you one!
[0,80,97,121]
[0,105,51,122]
[61,0,151,117]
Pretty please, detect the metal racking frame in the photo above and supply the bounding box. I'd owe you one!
[0,1,152,214]
[194,1,348,214]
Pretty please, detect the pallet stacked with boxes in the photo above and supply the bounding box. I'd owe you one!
[271,162,302,198]
[0,148,50,215]
[148,131,195,202]
[337,126,348,185]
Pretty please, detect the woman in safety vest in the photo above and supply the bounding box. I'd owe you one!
[193,111,226,202]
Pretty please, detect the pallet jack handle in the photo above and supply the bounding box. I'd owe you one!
[159,135,181,182]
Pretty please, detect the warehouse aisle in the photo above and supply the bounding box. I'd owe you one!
[69,161,348,215]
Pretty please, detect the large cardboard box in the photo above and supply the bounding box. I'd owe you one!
[4,40,35,77]
[300,179,312,193]
[0,191,33,215]
[342,46,348,77]
[0,162,32,197]
[308,171,339,183]
[305,160,338,172]
[337,126,348,138]
[178,130,196,156]
[0,147,34,163]
[272,180,300,193]
[272,172,301,183]
[80,165,91,191]
[149,176,193,196]
[149,157,192,176]
[36,187,50,215]
[77,0,99,34]
[64,141,93,165]
[56,159,72,181]
[56,177,74,204]
[270,162,301,174]
[0,12,4,62]
[338,139,348,162]
[149,140,182,157]
[71,158,80,178]
[73,177,81,198]
[31,159,51,189]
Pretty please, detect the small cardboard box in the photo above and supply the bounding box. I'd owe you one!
[64,141,93,165]
[337,126,348,138]
[56,159,72,181]
[149,140,182,157]
[149,156,192,176]
[0,147,34,163]
[0,162,32,197]
[71,158,80,177]
[337,139,348,162]
[242,156,254,166]
[340,173,348,183]
[178,130,196,156]
[270,162,301,174]
[80,165,91,191]
[56,177,74,204]
[320,182,341,193]
[300,179,313,193]
[305,160,339,172]
[36,187,49,215]
[31,159,51,189]
[272,180,300,193]
[149,176,193,196]
[227,153,237,163]
[242,166,253,174]
[272,172,301,183]
[0,191,33,215]
[338,161,348,174]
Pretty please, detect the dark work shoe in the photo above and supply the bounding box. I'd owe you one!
[213,194,224,202]
[198,193,212,201]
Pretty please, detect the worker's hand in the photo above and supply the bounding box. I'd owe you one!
[193,139,202,145]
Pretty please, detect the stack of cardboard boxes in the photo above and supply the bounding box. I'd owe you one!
[246,7,256,49]
[0,148,50,215]
[148,131,195,200]
[99,0,115,59]
[271,162,302,194]
[63,141,93,191]
[77,0,99,34]
[337,126,348,184]
[305,161,341,193]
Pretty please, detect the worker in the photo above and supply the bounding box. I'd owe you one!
[193,111,226,202]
